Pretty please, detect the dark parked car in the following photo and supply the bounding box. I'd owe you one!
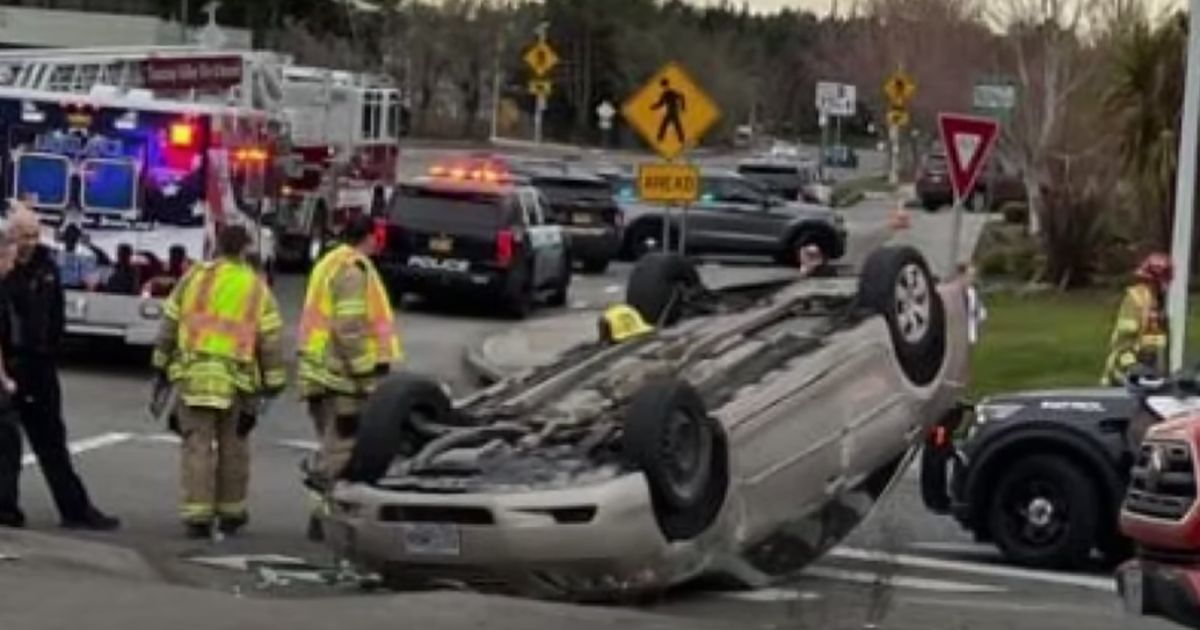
[615,169,847,266]
[736,158,822,203]
[527,170,622,274]
[373,167,571,318]
[915,151,1027,213]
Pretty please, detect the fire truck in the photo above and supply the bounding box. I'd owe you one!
[0,45,286,351]
[272,65,403,268]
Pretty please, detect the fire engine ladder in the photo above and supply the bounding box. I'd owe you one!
[0,46,290,115]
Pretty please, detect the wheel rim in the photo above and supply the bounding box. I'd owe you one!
[634,230,660,257]
[661,410,712,504]
[1002,477,1068,549]
[893,262,931,343]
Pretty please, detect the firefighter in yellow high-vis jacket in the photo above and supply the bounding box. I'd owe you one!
[297,215,403,538]
[1102,253,1172,387]
[152,224,286,539]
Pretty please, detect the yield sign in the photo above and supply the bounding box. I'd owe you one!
[937,112,1000,203]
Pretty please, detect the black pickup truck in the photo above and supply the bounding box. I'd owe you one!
[373,172,572,318]
[922,388,1138,570]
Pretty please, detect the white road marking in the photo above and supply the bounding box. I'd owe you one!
[906,541,1001,558]
[831,547,1116,592]
[899,595,1100,614]
[603,285,621,294]
[137,433,182,445]
[719,588,822,602]
[188,554,309,572]
[803,566,1005,594]
[276,439,320,452]
[21,432,134,468]
[571,300,590,309]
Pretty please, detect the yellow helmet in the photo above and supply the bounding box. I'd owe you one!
[598,304,654,343]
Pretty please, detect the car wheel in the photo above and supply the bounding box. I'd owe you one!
[547,254,571,307]
[856,245,946,386]
[341,373,452,484]
[987,455,1099,570]
[778,230,828,267]
[921,198,940,212]
[626,253,702,327]
[626,222,670,260]
[623,377,727,541]
[581,257,610,274]
[502,265,534,319]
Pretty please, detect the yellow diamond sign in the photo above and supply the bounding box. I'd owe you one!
[622,62,721,160]
[884,71,917,108]
[524,40,559,77]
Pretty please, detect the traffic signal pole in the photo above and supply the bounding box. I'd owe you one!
[1167,0,1200,372]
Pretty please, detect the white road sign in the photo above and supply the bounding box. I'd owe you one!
[596,100,615,130]
[972,84,1017,112]
[816,81,856,117]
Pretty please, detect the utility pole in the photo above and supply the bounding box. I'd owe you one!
[1167,0,1200,371]
[490,33,502,141]
[533,21,549,144]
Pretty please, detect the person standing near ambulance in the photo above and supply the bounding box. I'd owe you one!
[151,224,286,538]
[297,215,403,535]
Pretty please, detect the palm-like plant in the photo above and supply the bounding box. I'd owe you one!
[1104,11,1187,250]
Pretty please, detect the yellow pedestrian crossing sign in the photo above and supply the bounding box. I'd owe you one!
[621,62,721,160]
[524,40,559,77]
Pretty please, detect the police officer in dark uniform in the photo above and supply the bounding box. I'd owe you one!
[0,208,118,530]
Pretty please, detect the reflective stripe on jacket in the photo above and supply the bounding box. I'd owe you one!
[1102,283,1167,386]
[297,244,402,396]
[152,259,286,409]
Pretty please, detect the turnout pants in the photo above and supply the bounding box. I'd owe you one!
[306,394,365,485]
[178,402,250,525]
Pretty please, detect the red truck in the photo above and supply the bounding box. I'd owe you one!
[1118,373,1200,628]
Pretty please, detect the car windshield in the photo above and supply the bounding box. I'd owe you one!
[533,177,613,205]
[389,185,511,231]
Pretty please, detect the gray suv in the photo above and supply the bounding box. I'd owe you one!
[615,169,847,265]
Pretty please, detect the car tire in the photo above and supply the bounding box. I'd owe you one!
[502,265,534,319]
[547,253,572,307]
[341,373,452,484]
[626,253,702,327]
[625,222,671,260]
[856,245,946,386]
[921,199,940,212]
[623,377,727,541]
[581,257,610,274]
[987,455,1099,570]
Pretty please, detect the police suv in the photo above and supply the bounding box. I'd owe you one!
[373,163,571,318]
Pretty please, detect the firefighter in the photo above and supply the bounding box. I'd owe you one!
[1102,252,1173,387]
[297,214,403,535]
[151,225,286,538]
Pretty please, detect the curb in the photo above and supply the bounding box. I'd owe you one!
[462,333,505,386]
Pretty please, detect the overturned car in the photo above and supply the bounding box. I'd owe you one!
[320,245,970,599]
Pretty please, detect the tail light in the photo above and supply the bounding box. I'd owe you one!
[496,229,514,267]
[373,218,389,250]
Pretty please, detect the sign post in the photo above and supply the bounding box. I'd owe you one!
[938,112,1001,273]
[884,71,917,186]
[622,61,721,255]
[971,77,1017,209]
[816,81,856,180]
[522,24,559,144]
[1167,0,1200,371]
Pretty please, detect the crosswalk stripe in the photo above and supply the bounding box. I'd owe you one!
[21,432,134,468]
[830,547,1115,592]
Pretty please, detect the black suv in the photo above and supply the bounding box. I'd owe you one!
[526,170,621,274]
[374,172,572,318]
[922,388,1137,570]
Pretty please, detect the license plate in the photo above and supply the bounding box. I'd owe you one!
[572,212,593,225]
[65,297,87,319]
[429,236,453,253]
[398,522,461,556]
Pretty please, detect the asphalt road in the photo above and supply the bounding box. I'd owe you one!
[1,150,1168,630]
